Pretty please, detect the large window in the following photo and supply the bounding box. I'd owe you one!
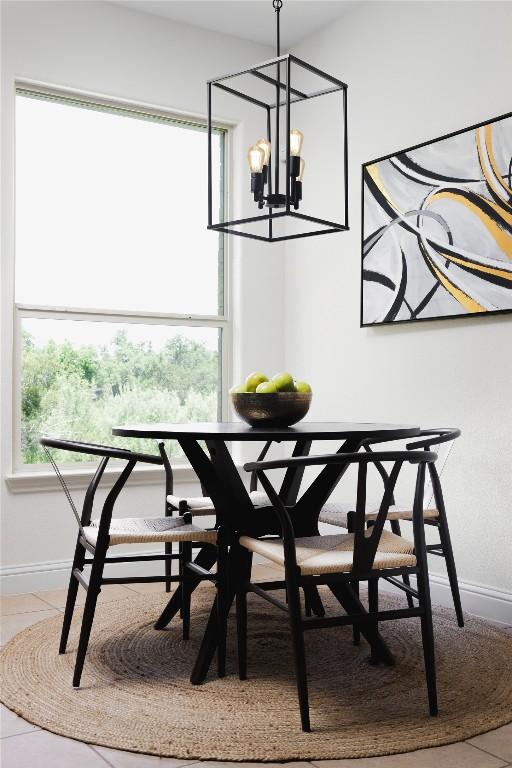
[14,88,227,468]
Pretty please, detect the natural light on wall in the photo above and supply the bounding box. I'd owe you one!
[15,89,227,468]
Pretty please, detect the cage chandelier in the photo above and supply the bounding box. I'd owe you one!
[207,0,349,242]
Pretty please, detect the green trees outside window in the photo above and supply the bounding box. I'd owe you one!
[21,327,219,463]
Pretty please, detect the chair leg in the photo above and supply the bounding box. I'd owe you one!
[72,553,106,688]
[390,519,414,609]
[352,581,361,645]
[437,517,464,627]
[303,586,325,617]
[287,574,311,732]
[429,464,463,627]
[165,542,172,593]
[368,577,378,612]
[236,586,248,680]
[414,504,438,715]
[368,577,380,664]
[304,589,312,617]
[164,502,173,593]
[351,513,362,645]
[216,534,229,678]
[59,536,86,654]
[182,541,193,641]
[418,569,438,716]
[236,549,251,680]
[178,541,184,617]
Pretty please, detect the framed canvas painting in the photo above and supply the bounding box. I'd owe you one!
[361,112,512,326]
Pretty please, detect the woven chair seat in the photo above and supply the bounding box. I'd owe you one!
[319,500,439,528]
[84,516,218,547]
[166,490,270,516]
[239,529,416,576]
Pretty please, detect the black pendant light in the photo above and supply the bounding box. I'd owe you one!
[207,0,349,242]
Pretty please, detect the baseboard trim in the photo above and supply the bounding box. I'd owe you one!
[2,555,511,625]
[0,549,167,595]
[377,572,511,625]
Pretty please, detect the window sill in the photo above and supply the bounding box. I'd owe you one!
[5,463,199,494]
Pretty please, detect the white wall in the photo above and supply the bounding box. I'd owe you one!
[285,2,512,605]
[0,0,285,591]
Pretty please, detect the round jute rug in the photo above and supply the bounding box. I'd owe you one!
[0,585,511,761]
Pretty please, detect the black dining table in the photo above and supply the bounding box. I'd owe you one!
[112,420,420,683]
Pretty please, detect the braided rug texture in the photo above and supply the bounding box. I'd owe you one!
[0,585,511,761]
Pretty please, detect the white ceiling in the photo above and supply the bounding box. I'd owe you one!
[113,1,356,49]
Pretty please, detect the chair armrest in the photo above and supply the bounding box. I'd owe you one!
[40,437,163,465]
[406,428,461,450]
[244,450,437,472]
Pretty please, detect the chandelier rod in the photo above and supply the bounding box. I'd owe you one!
[273,0,283,197]
[274,0,282,56]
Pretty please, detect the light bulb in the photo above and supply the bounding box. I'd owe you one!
[290,128,304,157]
[299,158,306,182]
[256,138,271,166]
[247,144,265,173]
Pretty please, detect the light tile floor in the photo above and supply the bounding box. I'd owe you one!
[1,569,511,768]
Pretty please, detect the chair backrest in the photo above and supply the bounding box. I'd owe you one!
[364,428,460,509]
[41,437,163,539]
[245,450,437,576]
[406,428,460,510]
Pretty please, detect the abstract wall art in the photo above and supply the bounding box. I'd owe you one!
[361,112,512,326]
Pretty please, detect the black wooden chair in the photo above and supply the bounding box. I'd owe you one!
[159,440,273,592]
[319,428,463,628]
[41,437,223,688]
[236,449,438,732]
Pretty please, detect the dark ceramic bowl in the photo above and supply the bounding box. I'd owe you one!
[231,392,312,427]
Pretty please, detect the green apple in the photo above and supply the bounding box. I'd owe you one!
[271,371,295,392]
[295,380,312,394]
[256,380,279,394]
[245,371,268,392]
[229,383,248,394]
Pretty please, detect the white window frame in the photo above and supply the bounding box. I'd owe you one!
[9,85,231,490]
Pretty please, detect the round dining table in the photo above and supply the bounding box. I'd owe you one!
[112,420,420,683]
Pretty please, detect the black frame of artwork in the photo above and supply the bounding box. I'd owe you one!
[360,110,512,328]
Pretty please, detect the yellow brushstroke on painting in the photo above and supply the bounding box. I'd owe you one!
[438,250,512,281]
[485,124,512,197]
[430,190,512,259]
[366,164,402,213]
[476,126,512,206]
[429,260,485,312]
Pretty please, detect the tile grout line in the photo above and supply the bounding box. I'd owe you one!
[465,739,512,764]
[90,743,198,766]
[0,729,41,741]
[1,607,57,617]
[32,589,137,610]
[31,592,63,611]
[89,744,118,767]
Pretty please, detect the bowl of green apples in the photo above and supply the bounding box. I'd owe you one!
[230,371,312,427]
